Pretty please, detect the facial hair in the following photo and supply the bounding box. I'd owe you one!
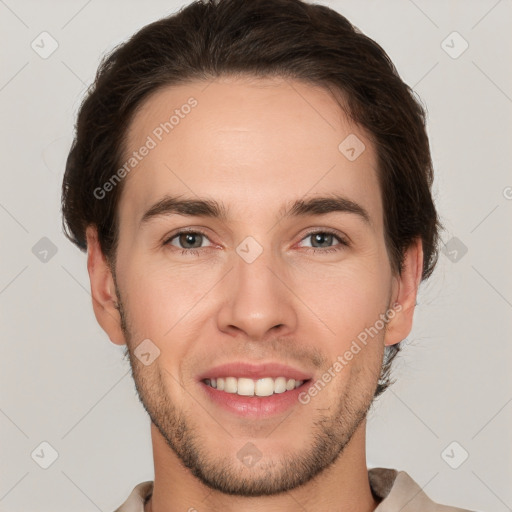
[114,280,382,497]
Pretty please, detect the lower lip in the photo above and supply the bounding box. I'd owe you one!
[199,380,311,418]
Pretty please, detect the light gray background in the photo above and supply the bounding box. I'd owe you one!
[1,0,511,510]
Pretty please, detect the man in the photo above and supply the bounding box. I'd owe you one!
[61,0,474,510]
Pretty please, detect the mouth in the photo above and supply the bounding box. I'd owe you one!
[202,376,310,397]
[197,362,314,417]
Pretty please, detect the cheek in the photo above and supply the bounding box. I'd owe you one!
[298,259,392,338]
[118,254,217,348]
[118,239,392,353]
[303,268,389,397]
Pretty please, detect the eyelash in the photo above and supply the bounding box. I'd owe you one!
[163,228,349,256]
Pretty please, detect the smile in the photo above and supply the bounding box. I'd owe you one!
[203,376,307,397]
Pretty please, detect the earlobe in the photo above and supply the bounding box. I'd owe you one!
[86,226,126,346]
[384,238,424,346]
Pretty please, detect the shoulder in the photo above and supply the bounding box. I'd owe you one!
[369,468,476,512]
[113,481,153,512]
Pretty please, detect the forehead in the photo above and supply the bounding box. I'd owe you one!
[119,76,382,228]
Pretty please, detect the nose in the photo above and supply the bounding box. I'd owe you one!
[216,244,298,341]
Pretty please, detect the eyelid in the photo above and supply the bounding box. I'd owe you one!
[163,226,350,254]
[296,228,350,248]
[163,227,214,248]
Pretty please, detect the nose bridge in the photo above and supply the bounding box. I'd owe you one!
[216,237,297,339]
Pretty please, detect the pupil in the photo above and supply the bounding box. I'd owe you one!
[313,233,331,247]
[181,233,200,248]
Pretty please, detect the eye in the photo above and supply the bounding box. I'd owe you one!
[298,230,349,254]
[162,228,349,256]
[164,230,212,255]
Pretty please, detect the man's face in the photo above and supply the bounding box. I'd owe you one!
[109,76,399,495]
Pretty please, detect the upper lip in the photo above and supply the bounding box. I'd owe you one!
[197,362,313,382]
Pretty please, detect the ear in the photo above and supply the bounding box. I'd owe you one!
[86,226,126,346]
[384,238,423,346]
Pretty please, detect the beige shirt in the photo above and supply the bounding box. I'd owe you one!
[114,467,474,511]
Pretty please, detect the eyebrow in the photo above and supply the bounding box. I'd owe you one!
[140,193,371,226]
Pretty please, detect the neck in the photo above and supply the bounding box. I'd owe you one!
[145,420,380,512]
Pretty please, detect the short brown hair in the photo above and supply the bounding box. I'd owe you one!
[61,0,441,400]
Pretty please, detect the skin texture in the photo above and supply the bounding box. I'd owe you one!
[86,76,423,511]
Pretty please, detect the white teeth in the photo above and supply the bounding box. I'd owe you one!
[224,377,238,393]
[205,376,306,396]
[274,377,287,394]
[237,378,255,396]
[255,378,274,397]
